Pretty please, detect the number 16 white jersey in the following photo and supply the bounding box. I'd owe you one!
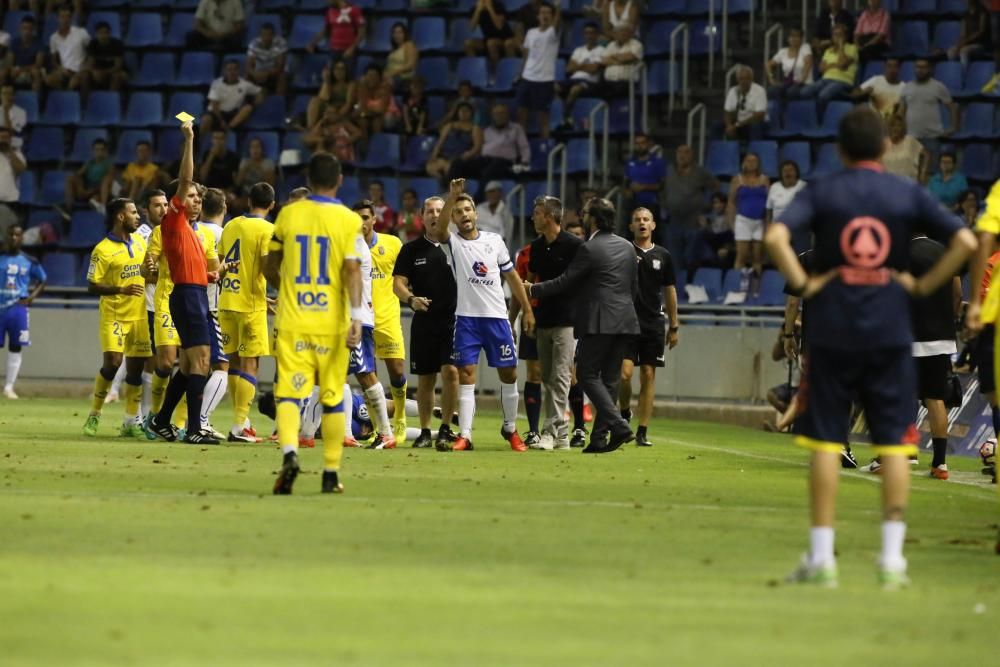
[447,230,513,319]
[354,234,375,328]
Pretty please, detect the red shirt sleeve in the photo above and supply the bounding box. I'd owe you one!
[161,196,188,235]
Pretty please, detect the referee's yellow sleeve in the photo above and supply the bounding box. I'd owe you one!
[976,180,1000,235]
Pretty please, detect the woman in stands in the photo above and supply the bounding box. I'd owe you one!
[425,102,482,184]
[957,189,981,225]
[727,152,769,293]
[947,0,989,66]
[353,63,400,137]
[766,27,813,101]
[883,114,928,184]
[306,59,356,130]
[766,161,808,252]
[854,0,892,63]
[234,137,276,212]
[384,22,419,93]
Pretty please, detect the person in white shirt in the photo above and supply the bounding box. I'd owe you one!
[515,1,561,141]
[724,65,768,142]
[439,178,535,452]
[201,59,263,135]
[45,6,89,90]
[851,56,904,119]
[766,27,813,100]
[558,21,604,130]
[188,0,247,53]
[0,85,26,151]
[601,25,643,96]
[766,161,808,252]
[0,128,25,205]
[475,181,514,240]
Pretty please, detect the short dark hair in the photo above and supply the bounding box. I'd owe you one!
[710,191,727,205]
[261,22,275,32]
[143,188,166,207]
[106,198,133,228]
[369,179,384,189]
[93,138,107,147]
[583,21,599,31]
[352,199,375,217]
[136,140,152,149]
[564,219,583,230]
[201,188,226,218]
[249,182,276,210]
[20,15,36,25]
[455,193,476,208]
[57,4,72,14]
[402,188,417,199]
[307,152,342,190]
[837,107,886,162]
[224,58,240,68]
[586,197,616,232]
[778,159,801,180]
[391,21,410,40]
[95,21,110,31]
[288,186,311,202]
[539,1,555,12]
[939,151,956,163]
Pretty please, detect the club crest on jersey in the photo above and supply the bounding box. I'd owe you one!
[652,259,661,270]
[468,260,495,286]
[291,373,307,391]
[378,246,385,255]
[472,261,489,277]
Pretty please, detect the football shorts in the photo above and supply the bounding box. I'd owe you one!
[274,330,348,407]
[349,325,376,375]
[978,325,995,395]
[625,330,666,368]
[219,309,270,358]
[100,317,152,357]
[409,313,455,375]
[518,326,538,361]
[153,307,180,348]
[916,354,951,401]
[452,315,517,368]
[373,320,405,360]
[169,285,212,349]
[0,304,30,348]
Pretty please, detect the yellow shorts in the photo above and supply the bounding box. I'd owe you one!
[100,317,152,357]
[274,330,349,406]
[153,308,180,348]
[219,309,270,358]
[374,321,405,360]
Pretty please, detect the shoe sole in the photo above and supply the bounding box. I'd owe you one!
[273,464,300,495]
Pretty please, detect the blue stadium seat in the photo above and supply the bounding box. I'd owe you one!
[682,0,720,16]
[42,252,78,287]
[282,132,305,153]
[122,92,164,128]
[339,175,362,204]
[376,177,401,209]
[523,181,549,207]
[426,96,448,126]
[529,138,554,173]
[899,0,936,14]
[952,103,997,139]
[132,0,174,7]
[961,144,995,181]
[289,15,325,51]
[607,98,636,135]
[861,60,885,81]
[809,143,843,179]
[365,17,405,53]
[243,131,280,162]
[41,15,58,43]
[175,52,217,87]
[134,53,176,88]
[69,128,110,163]
[400,134,436,172]
[934,61,963,95]
[447,18,481,54]
[779,142,812,178]
[647,0,687,15]
[86,12,122,39]
[25,128,64,163]
[14,91,39,124]
[162,92,205,127]
[291,94,311,119]
[115,130,154,164]
[413,17,447,51]
[568,97,606,130]
[483,58,521,94]
[261,0,296,8]
[18,171,35,206]
[747,140,778,179]
[198,131,237,155]
[125,13,162,48]
[931,21,960,52]
[39,171,71,206]
[408,177,440,204]
[456,57,488,89]
[27,209,56,230]
[691,268,723,303]
[163,13,194,48]
[721,269,742,296]
[244,96,287,130]
[3,11,32,37]
[293,53,329,92]
[961,62,995,97]
[64,211,107,249]
[248,14,280,39]
[90,0,128,6]
[356,133,401,169]
[705,141,740,178]
[935,0,967,15]
[646,60,680,96]
[301,0,333,8]
[690,21,722,54]
[769,100,818,137]
[898,60,917,82]
[566,138,591,174]
[156,129,182,163]
[754,271,787,306]
[889,22,929,58]
[804,101,853,139]
[40,91,81,126]
[82,92,121,127]
[418,57,454,93]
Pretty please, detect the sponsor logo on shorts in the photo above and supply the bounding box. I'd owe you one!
[295,340,330,354]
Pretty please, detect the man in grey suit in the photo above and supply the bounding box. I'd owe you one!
[526,198,640,453]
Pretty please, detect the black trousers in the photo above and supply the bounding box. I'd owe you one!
[576,333,633,441]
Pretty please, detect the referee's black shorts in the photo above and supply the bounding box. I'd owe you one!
[409,313,455,376]
[977,324,995,395]
[916,354,951,401]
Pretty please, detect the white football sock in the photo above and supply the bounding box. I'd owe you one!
[405,426,422,441]
[364,383,391,434]
[880,521,907,570]
[405,398,419,417]
[5,351,22,389]
[299,387,322,439]
[809,527,835,567]
[342,384,354,434]
[458,384,475,438]
[500,381,519,433]
[140,371,153,419]
[199,369,228,428]
[110,362,127,394]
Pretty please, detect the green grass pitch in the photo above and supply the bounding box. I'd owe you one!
[0,398,995,666]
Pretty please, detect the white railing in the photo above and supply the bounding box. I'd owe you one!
[669,22,690,115]
[724,63,742,93]
[686,103,707,165]
[546,142,567,205]
[708,2,717,84]
[504,183,526,251]
[587,100,609,188]
[763,23,784,83]
[626,61,649,151]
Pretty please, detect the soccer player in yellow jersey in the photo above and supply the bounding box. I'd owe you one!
[82,198,152,437]
[219,182,275,443]
[264,153,364,495]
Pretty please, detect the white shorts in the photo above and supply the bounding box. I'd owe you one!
[734,214,764,242]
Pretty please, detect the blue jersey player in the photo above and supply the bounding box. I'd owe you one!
[0,225,46,399]
[765,107,976,589]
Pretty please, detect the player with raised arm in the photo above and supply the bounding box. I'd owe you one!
[0,225,46,399]
[439,179,535,452]
[82,199,152,437]
[264,152,364,495]
[766,107,976,588]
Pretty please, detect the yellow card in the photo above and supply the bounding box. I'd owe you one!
[175,111,194,123]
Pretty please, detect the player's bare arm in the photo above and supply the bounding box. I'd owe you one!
[176,121,194,203]
[263,250,282,289]
[89,281,144,297]
[504,271,534,336]
[664,285,679,349]
[344,257,363,349]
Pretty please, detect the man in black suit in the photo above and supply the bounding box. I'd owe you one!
[526,198,640,453]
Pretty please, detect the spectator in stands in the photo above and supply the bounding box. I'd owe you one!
[439,80,483,127]
[766,161,808,253]
[798,23,857,115]
[397,188,424,241]
[476,180,514,239]
[9,0,82,19]
[727,152,769,292]
[385,22,418,92]
[945,0,989,66]
[466,0,519,74]
[957,189,980,223]
[426,102,482,184]
[199,130,239,199]
[812,0,855,54]
[188,0,246,53]
[700,192,734,267]
[767,27,813,101]
[0,127,25,209]
[516,1,561,141]
[6,16,44,93]
[306,59,355,129]
[235,137,276,211]
[624,133,665,229]
[401,77,428,138]
[854,0,891,62]
[927,151,969,208]
[723,66,768,141]
[513,0,544,41]
[79,21,126,100]
[562,186,598,230]
[0,85,26,150]
[308,0,366,69]
[0,31,11,85]
[448,103,530,184]
[602,0,639,40]
[557,21,604,131]
[246,22,288,96]
[368,180,397,234]
[664,144,718,265]
[900,59,958,170]
[304,105,363,164]
[353,64,400,136]
[883,114,929,183]
[119,140,164,202]
[201,60,263,136]
[852,56,903,119]
[63,137,112,216]
[45,5,88,91]
[601,25,644,99]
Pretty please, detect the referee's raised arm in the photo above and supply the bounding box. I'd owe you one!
[175,121,195,210]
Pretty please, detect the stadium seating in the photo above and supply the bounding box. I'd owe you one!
[175,52,216,87]
[163,13,194,48]
[25,128,64,164]
[85,12,122,39]
[483,58,521,94]
[456,57,489,89]
[82,92,122,127]
[889,21,929,57]
[779,142,812,178]
[691,268,723,303]
[163,93,205,127]
[400,135,436,173]
[41,252,79,287]
[243,132,281,163]
[69,129,110,163]
[705,141,740,178]
[366,17,404,53]
[15,91,39,124]
[135,53,176,88]
[122,92,164,128]
[960,62,996,97]
[413,17,447,51]
[769,100,818,138]
[356,133,401,170]
[952,103,997,139]
[747,140,778,179]
[809,144,843,180]
[408,177,440,204]
[804,101,853,139]
[18,171,35,206]
[418,58,454,93]
[40,92,81,126]
[290,15,325,50]
[961,144,995,182]
[753,271,786,306]
[115,130,154,164]
[125,13,162,48]
[64,211,107,249]
[245,96,288,130]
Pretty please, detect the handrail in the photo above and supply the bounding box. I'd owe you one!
[686,103,707,165]
[763,24,784,83]
[504,184,525,251]
[724,63,742,93]
[762,0,768,38]
[603,184,624,232]
[626,61,648,153]
[708,0,717,84]
[587,100,609,188]
[546,142,568,205]
[668,22,690,115]
[722,0,729,72]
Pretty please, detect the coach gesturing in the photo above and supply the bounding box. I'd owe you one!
[526,197,639,453]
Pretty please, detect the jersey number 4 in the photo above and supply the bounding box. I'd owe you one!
[294,235,331,286]
[224,240,240,275]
